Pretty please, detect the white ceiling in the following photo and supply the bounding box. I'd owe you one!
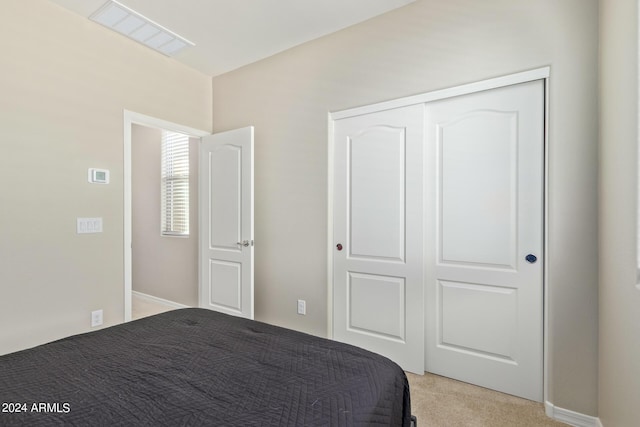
[48,0,415,76]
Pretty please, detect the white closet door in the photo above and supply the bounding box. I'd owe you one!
[333,104,425,374]
[425,80,544,401]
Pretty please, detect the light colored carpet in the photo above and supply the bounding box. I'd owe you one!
[406,372,567,427]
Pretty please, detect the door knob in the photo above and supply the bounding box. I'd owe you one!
[336,243,343,251]
[525,254,537,263]
[237,240,250,247]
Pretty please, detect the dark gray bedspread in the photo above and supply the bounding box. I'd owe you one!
[0,308,411,426]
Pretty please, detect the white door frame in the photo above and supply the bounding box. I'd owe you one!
[327,66,550,400]
[123,110,209,322]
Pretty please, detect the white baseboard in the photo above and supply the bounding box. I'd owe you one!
[545,401,602,427]
[132,291,190,309]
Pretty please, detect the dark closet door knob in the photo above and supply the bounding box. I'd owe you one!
[336,243,343,251]
[525,254,537,263]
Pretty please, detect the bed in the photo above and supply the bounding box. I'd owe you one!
[0,308,413,426]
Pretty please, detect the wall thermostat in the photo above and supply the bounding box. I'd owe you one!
[88,168,110,184]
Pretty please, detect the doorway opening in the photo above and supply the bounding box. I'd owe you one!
[123,111,209,322]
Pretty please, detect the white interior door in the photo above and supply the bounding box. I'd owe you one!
[425,80,544,401]
[199,126,254,319]
[332,104,424,374]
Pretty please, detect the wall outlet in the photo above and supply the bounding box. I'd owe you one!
[91,309,103,327]
[297,299,306,315]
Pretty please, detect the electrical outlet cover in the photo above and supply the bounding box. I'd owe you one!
[297,300,306,315]
[91,309,103,327]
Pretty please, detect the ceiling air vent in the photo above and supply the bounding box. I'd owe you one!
[90,0,194,56]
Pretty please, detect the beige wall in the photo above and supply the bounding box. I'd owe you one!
[0,0,605,419]
[0,0,211,355]
[599,0,640,425]
[212,0,599,416]
[131,125,199,306]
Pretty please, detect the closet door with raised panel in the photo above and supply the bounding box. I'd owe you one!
[425,80,544,401]
[332,104,425,374]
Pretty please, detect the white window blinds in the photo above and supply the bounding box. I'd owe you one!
[161,130,189,236]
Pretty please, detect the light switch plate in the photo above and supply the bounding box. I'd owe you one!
[77,217,103,234]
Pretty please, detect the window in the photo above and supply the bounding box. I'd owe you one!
[161,130,189,236]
